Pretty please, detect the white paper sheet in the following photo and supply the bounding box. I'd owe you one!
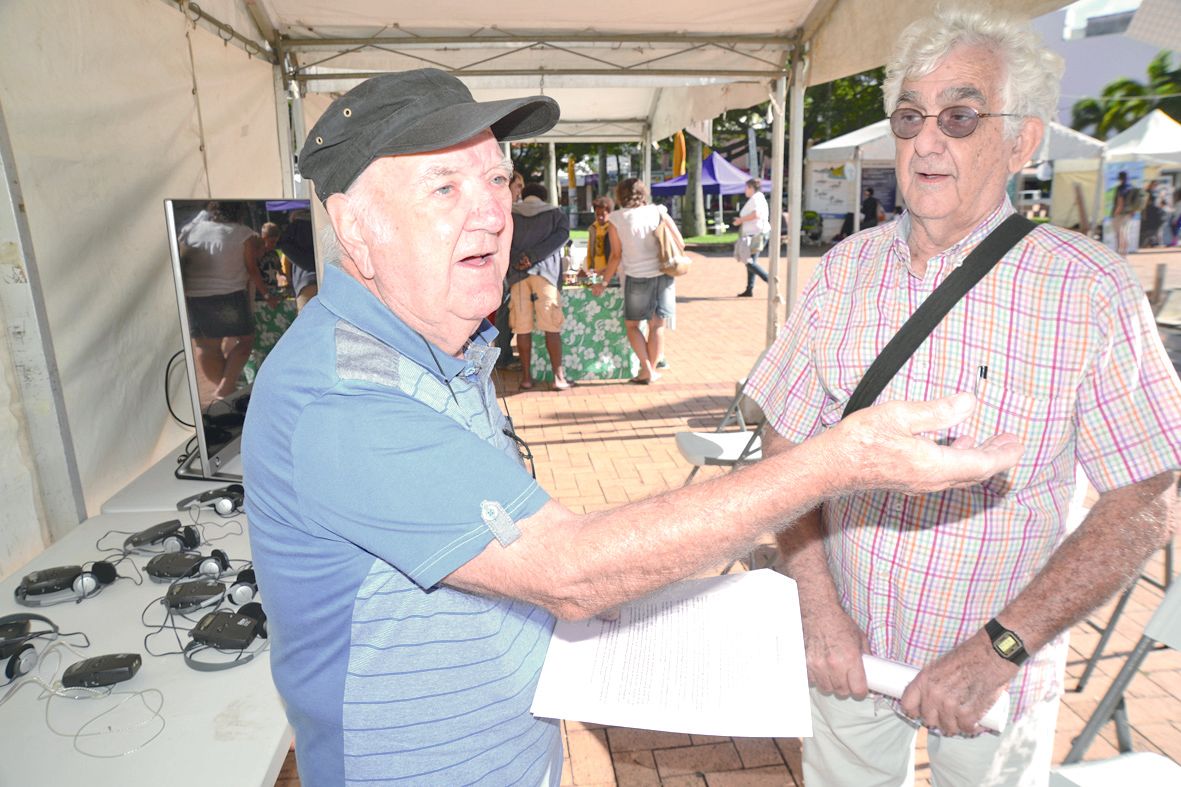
[530,569,812,737]
[862,654,1010,732]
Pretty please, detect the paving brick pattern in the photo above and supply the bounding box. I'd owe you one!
[274,243,1180,786]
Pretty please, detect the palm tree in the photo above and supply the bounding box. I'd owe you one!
[1072,52,1181,139]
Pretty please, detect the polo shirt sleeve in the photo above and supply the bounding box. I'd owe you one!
[745,273,828,444]
[290,386,551,589]
[1075,268,1181,493]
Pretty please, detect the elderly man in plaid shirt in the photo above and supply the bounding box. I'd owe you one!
[748,9,1181,786]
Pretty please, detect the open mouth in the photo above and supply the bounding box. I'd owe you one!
[457,253,495,266]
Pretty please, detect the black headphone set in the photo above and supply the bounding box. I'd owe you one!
[183,601,267,672]
[176,484,244,518]
[14,562,119,607]
[0,613,60,683]
[145,549,232,583]
[122,519,202,555]
[227,569,257,606]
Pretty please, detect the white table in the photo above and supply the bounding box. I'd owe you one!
[101,441,242,515]
[0,510,290,786]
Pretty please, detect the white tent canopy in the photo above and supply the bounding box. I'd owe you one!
[0,0,1068,571]
[1105,109,1181,165]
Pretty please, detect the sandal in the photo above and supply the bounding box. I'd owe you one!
[519,379,535,390]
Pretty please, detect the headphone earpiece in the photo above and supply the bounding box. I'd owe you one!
[212,484,245,517]
[197,549,230,578]
[238,602,267,639]
[5,643,36,681]
[71,561,118,599]
[227,569,257,605]
[163,525,201,553]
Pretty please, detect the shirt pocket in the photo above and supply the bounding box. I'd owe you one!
[952,379,1075,495]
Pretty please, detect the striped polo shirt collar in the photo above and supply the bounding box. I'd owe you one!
[891,196,1017,280]
[316,262,498,382]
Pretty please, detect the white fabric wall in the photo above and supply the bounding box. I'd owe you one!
[0,0,286,563]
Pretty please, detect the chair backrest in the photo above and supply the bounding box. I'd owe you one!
[1144,576,1181,651]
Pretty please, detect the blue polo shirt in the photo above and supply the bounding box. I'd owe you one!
[243,264,558,786]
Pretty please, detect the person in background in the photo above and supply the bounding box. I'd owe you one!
[276,209,318,311]
[749,9,1180,786]
[593,178,678,384]
[584,195,614,276]
[243,68,1026,786]
[510,170,525,202]
[732,177,771,297]
[1112,170,1132,256]
[179,201,275,404]
[508,182,572,391]
[860,186,884,229]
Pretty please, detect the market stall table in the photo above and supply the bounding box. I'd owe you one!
[528,284,637,382]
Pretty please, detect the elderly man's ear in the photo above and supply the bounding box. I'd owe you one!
[1006,117,1045,176]
[326,193,376,281]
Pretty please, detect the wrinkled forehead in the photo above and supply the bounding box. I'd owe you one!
[898,45,1003,108]
[353,131,511,193]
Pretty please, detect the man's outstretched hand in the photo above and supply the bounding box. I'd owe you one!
[826,393,1023,495]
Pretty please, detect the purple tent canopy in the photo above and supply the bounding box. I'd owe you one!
[650,152,772,196]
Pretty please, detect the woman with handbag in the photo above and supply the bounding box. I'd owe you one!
[591,178,682,384]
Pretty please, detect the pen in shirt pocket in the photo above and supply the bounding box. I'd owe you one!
[973,364,988,397]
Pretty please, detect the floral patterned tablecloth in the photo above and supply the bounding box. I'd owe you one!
[529,286,637,382]
[243,297,298,384]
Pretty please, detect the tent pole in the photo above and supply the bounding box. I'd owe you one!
[547,142,559,206]
[853,146,863,234]
[0,100,87,543]
[766,76,788,347]
[272,66,295,199]
[1093,151,1107,242]
[786,55,807,327]
[643,128,653,189]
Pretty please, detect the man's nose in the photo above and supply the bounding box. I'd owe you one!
[911,116,947,158]
[468,185,508,232]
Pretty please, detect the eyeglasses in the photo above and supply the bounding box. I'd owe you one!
[889,106,1018,140]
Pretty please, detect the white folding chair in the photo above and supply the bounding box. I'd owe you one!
[674,352,768,487]
[1054,571,1181,779]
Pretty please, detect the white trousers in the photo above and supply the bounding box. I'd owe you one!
[803,688,1060,787]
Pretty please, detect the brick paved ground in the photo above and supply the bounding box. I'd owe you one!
[275,241,1181,787]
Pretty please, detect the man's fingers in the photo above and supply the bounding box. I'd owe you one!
[893,392,976,435]
[846,662,869,701]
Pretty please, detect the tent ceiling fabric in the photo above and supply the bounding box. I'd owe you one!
[195,0,1071,143]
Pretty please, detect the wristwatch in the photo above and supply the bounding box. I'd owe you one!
[984,618,1028,666]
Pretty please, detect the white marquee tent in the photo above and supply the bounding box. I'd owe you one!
[1105,109,1181,164]
[0,0,1066,572]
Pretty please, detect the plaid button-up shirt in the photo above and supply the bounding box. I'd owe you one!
[747,198,1181,719]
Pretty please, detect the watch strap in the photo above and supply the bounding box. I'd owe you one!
[985,617,1029,666]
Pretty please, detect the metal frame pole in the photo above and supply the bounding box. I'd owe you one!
[766,77,787,346]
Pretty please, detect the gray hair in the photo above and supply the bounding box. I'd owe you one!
[882,7,1063,138]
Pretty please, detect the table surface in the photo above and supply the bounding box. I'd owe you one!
[0,509,290,786]
[529,285,637,382]
[101,440,243,515]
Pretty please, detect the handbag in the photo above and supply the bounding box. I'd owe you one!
[842,214,1037,418]
[655,215,691,277]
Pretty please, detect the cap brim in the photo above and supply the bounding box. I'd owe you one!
[368,95,560,160]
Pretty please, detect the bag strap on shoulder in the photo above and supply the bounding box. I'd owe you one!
[842,214,1036,419]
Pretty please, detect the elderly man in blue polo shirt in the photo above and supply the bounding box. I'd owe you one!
[241,68,1025,787]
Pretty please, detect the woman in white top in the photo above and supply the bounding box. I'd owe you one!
[593,178,683,384]
[731,178,771,297]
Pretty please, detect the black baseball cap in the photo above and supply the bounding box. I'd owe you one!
[299,68,560,202]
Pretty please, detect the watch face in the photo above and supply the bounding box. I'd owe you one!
[996,632,1021,656]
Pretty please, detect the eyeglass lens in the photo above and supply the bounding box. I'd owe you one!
[890,106,982,139]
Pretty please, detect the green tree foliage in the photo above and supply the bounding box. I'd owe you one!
[1071,51,1181,139]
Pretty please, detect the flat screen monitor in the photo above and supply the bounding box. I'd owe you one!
[164,198,316,481]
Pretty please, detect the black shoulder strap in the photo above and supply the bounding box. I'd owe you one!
[842,214,1037,419]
